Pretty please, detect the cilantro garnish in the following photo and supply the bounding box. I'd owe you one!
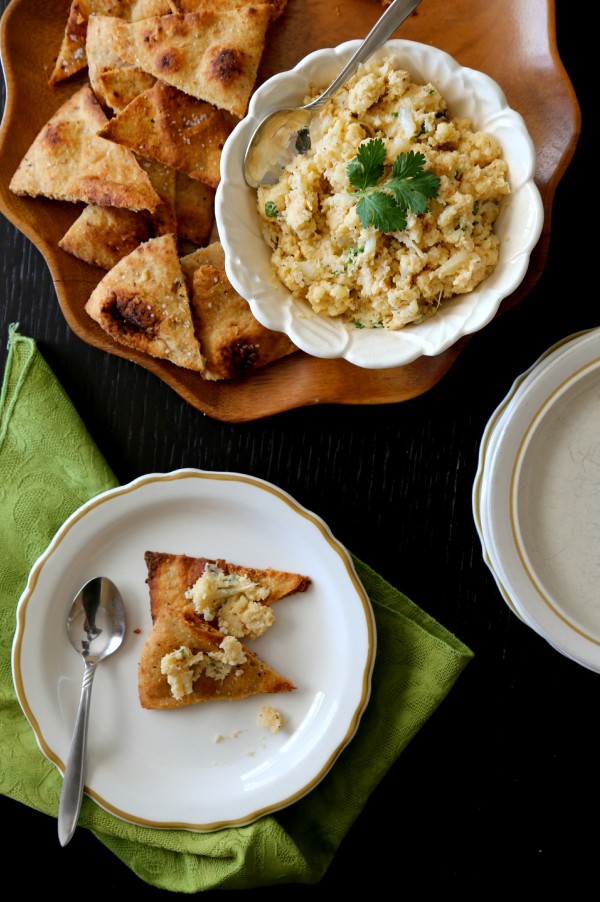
[346,138,441,233]
[264,200,279,218]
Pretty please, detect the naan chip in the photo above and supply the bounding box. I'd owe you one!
[126,0,174,15]
[85,233,205,371]
[9,84,161,212]
[50,0,122,86]
[144,550,311,623]
[59,158,176,269]
[175,172,215,246]
[184,242,298,381]
[138,158,177,235]
[138,605,296,710]
[109,8,272,117]
[96,65,157,112]
[87,13,155,111]
[180,240,226,287]
[98,80,234,188]
[59,205,153,270]
[49,0,171,86]
[167,0,287,21]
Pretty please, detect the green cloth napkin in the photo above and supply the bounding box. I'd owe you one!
[0,325,474,892]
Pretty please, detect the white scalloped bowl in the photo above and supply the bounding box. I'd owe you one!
[215,39,544,369]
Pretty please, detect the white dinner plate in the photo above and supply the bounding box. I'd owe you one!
[472,329,594,624]
[11,469,376,831]
[475,328,600,671]
[476,329,595,608]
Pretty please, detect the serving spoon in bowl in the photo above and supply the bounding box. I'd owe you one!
[57,576,126,847]
[243,0,422,188]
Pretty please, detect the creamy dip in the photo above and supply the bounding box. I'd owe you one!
[257,57,510,330]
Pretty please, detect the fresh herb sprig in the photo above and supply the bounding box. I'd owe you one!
[346,138,440,233]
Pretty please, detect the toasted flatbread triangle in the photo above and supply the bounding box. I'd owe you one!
[58,160,175,270]
[98,80,234,188]
[96,65,157,112]
[190,256,298,381]
[110,8,272,117]
[144,550,311,623]
[167,0,287,22]
[87,14,156,111]
[180,240,225,287]
[59,205,153,270]
[9,85,161,212]
[50,0,116,86]
[49,0,172,86]
[138,605,295,709]
[59,159,176,269]
[138,158,177,235]
[85,233,205,370]
[175,172,215,246]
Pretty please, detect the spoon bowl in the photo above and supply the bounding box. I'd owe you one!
[242,0,421,188]
[57,576,126,847]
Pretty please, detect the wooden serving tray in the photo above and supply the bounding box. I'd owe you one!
[0,0,580,422]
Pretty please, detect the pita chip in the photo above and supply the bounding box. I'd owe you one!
[144,550,311,624]
[9,84,161,212]
[85,233,205,371]
[49,0,171,86]
[175,172,215,246]
[126,0,174,15]
[98,80,235,188]
[87,14,155,111]
[180,240,225,287]
[181,241,297,381]
[49,0,122,86]
[167,0,287,22]
[137,605,296,710]
[109,8,272,117]
[96,65,156,112]
[138,158,177,235]
[58,205,153,270]
[58,159,176,269]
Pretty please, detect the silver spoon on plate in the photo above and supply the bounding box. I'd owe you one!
[243,0,422,188]
[57,576,126,847]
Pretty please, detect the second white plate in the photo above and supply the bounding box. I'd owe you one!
[474,328,600,671]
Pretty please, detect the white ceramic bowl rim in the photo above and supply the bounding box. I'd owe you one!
[216,39,544,369]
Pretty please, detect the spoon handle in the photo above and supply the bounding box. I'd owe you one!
[57,660,97,847]
[305,0,422,113]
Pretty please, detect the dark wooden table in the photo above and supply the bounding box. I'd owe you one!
[0,1,596,893]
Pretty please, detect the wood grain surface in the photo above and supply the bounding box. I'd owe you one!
[0,0,579,421]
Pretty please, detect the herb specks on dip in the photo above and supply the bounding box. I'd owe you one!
[257,58,510,330]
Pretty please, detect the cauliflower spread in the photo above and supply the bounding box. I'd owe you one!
[185,562,274,639]
[257,57,510,329]
[161,636,247,700]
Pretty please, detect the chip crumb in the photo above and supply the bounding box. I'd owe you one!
[256,705,286,733]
